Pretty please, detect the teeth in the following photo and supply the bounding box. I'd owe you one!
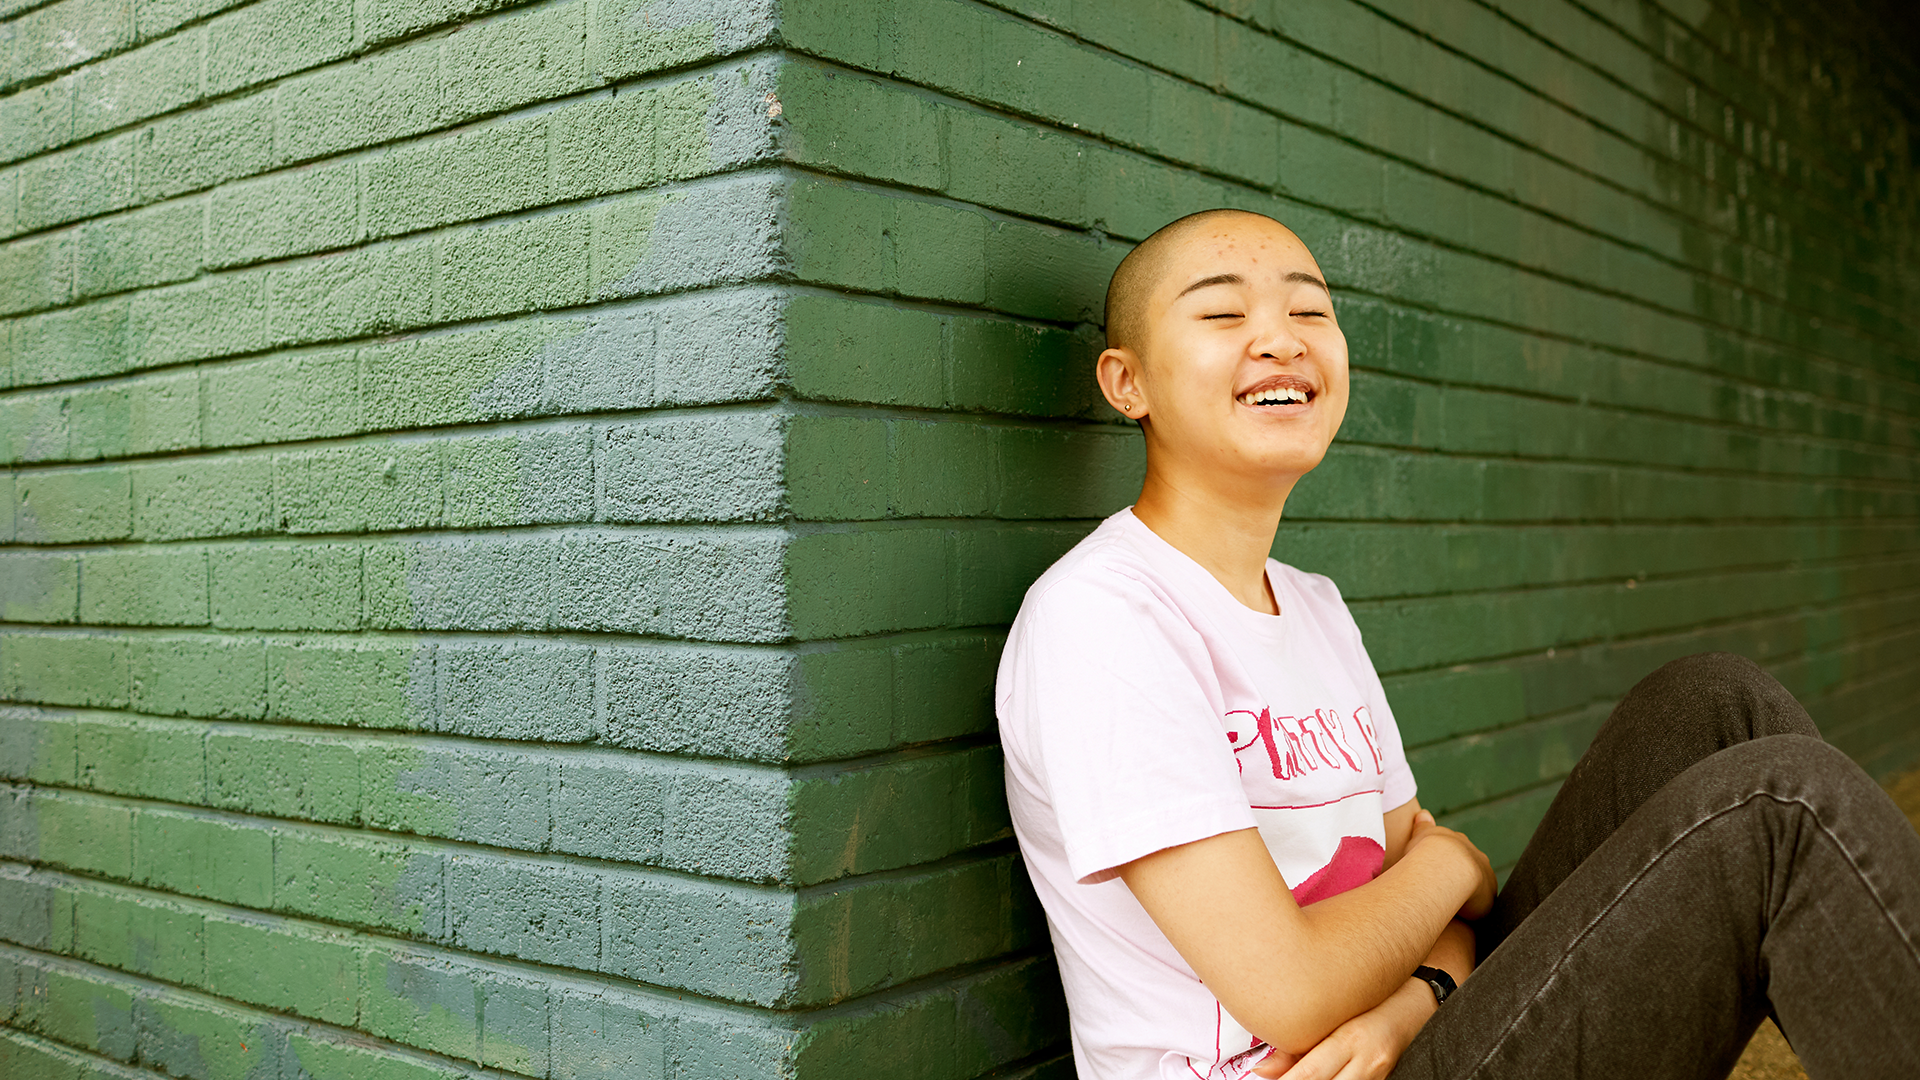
[1238,388,1309,407]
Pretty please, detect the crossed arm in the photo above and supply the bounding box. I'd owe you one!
[1116,798,1495,1080]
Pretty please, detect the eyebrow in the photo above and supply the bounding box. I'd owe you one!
[1174,270,1332,299]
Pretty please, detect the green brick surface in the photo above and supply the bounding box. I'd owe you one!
[2,0,1916,1076]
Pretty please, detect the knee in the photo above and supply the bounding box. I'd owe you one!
[1652,651,1769,690]
[1695,735,1869,806]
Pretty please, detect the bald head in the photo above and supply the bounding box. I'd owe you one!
[1104,208,1291,354]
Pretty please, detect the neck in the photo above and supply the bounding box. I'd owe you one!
[1130,459,1294,615]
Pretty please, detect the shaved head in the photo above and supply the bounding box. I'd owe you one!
[1103,208,1290,353]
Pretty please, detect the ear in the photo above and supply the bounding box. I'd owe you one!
[1097,346,1148,420]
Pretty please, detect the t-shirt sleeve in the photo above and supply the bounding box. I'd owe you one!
[1005,573,1257,885]
[1313,577,1417,810]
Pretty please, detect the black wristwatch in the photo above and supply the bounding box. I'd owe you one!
[1413,965,1456,1006]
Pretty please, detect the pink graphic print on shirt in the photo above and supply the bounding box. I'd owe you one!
[1288,835,1384,905]
[1225,705,1383,780]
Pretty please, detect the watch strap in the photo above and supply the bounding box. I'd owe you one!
[1413,965,1456,1005]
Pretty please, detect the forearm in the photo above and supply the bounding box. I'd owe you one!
[1258,845,1481,1051]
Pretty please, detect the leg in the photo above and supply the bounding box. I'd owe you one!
[1391,735,1920,1079]
[1482,652,1821,954]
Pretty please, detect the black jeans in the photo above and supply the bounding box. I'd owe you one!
[1391,653,1920,1079]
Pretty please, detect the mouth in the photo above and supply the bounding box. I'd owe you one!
[1235,375,1316,411]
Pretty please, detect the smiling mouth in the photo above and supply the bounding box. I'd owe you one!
[1236,378,1315,408]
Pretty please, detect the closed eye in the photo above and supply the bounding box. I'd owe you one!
[1293,310,1328,317]
[1202,312,1243,320]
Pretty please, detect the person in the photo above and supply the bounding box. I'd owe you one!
[994,208,1920,1080]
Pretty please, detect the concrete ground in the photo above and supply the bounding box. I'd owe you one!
[1726,766,1920,1080]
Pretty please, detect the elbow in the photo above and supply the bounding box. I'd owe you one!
[1228,997,1342,1058]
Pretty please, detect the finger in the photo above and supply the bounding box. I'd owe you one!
[1276,1041,1352,1080]
[1415,809,1434,824]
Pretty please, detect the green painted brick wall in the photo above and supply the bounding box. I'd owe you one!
[0,0,1914,1077]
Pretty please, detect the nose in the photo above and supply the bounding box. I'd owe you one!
[1250,316,1308,363]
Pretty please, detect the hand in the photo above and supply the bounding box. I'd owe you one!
[1406,809,1496,921]
[1253,978,1432,1080]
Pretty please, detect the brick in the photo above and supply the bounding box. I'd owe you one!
[364,537,551,632]
[362,740,555,850]
[598,644,794,760]
[600,411,785,523]
[994,426,1142,518]
[600,872,794,1003]
[72,30,204,142]
[30,790,134,878]
[134,993,280,1080]
[365,114,547,239]
[657,765,788,881]
[892,419,994,518]
[130,455,270,539]
[0,551,79,622]
[359,323,549,431]
[786,179,987,303]
[287,1031,467,1080]
[779,61,942,190]
[0,865,60,949]
[76,200,204,298]
[74,713,206,803]
[275,439,445,534]
[206,726,359,824]
[14,465,130,542]
[552,756,664,864]
[550,985,669,1080]
[203,347,358,446]
[788,415,889,520]
[12,299,131,385]
[946,314,1102,417]
[784,527,950,638]
[0,389,69,462]
[15,962,136,1060]
[440,1,589,124]
[269,238,436,346]
[549,530,788,641]
[790,854,1033,1006]
[133,92,276,203]
[62,382,131,460]
[268,637,434,730]
[0,75,74,164]
[274,829,444,936]
[784,293,944,408]
[129,633,267,719]
[359,946,482,1060]
[210,543,362,630]
[0,232,76,316]
[0,632,128,708]
[274,42,442,165]
[205,0,354,95]
[588,178,785,300]
[0,706,79,784]
[126,272,272,368]
[203,913,361,1024]
[361,0,514,45]
[69,883,206,984]
[8,0,134,84]
[134,806,273,906]
[447,854,600,968]
[126,368,199,455]
[437,209,591,322]
[435,639,595,742]
[208,160,358,268]
[588,0,779,82]
[444,426,595,527]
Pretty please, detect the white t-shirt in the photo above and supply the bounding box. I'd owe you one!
[996,508,1418,1080]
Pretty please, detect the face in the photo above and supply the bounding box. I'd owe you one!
[1102,216,1350,491]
